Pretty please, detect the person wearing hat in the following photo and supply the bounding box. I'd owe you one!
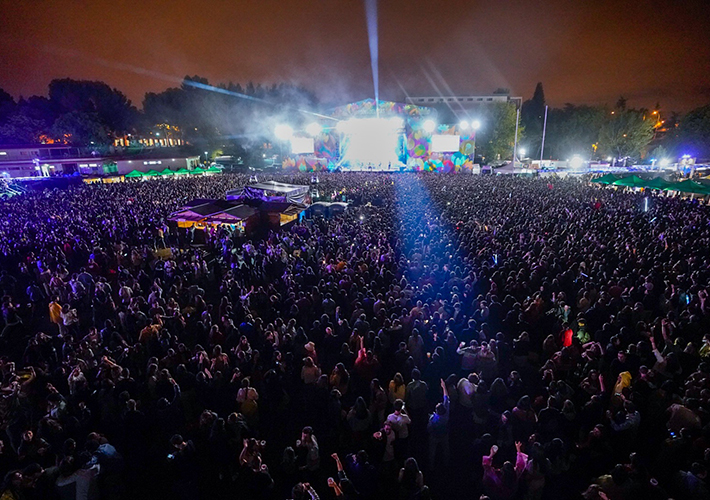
[304,342,318,366]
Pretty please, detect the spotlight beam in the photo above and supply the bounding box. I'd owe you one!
[364,0,380,117]
[42,45,337,121]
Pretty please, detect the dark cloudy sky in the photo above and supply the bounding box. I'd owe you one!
[1,0,709,112]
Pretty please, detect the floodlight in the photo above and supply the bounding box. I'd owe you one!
[459,120,470,130]
[519,148,526,157]
[423,119,436,133]
[659,158,670,167]
[274,124,294,141]
[471,120,482,130]
[306,122,322,137]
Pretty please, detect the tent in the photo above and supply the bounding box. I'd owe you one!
[189,167,206,175]
[226,181,310,204]
[160,168,175,176]
[669,180,710,195]
[612,175,645,187]
[204,205,258,224]
[591,174,618,185]
[144,169,162,177]
[259,201,308,225]
[174,168,191,175]
[205,166,221,174]
[308,201,348,218]
[643,177,674,190]
[124,170,144,178]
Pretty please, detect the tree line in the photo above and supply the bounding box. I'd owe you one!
[521,83,710,162]
[0,77,318,151]
[0,77,708,162]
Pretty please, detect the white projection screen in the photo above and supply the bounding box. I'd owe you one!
[431,134,461,153]
[291,137,315,155]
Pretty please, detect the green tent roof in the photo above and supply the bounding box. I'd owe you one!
[205,166,221,173]
[124,170,144,178]
[189,167,206,174]
[144,169,162,176]
[160,168,175,175]
[643,177,673,190]
[591,174,618,184]
[174,168,190,174]
[612,175,645,187]
[670,180,710,195]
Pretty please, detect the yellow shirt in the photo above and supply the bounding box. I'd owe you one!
[388,381,406,403]
[49,302,62,324]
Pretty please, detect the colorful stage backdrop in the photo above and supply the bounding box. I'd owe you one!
[285,99,477,172]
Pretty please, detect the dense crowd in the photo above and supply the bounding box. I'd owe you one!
[0,172,709,500]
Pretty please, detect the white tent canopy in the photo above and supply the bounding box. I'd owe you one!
[226,181,309,204]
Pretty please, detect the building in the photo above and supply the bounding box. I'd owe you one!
[0,144,200,178]
[405,94,523,107]
[405,94,522,124]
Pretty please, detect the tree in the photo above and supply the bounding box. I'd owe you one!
[598,110,654,161]
[477,103,523,162]
[521,83,546,157]
[50,111,110,145]
[0,113,46,145]
[616,96,627,111]
[48,79,138,136]
[676,104,710,159]
[545,104,606,160]
[0,88,15,125]
[141,76,319,146]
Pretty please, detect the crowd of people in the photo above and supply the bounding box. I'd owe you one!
[0,171,709,500]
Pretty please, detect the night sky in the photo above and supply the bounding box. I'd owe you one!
[1,0,709,112]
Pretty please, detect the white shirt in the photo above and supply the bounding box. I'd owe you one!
[457,378,476,408]
[386,411,411,439]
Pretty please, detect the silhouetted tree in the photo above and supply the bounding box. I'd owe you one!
[48,79,138,135]
[51,111,110,145]
[676,104,710,158]
[521,83,546,157]
[545,104,606,160]
[477,103,524,162]
[0,88,15,125]
[599,109,654,161]
[615,96,627,111]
